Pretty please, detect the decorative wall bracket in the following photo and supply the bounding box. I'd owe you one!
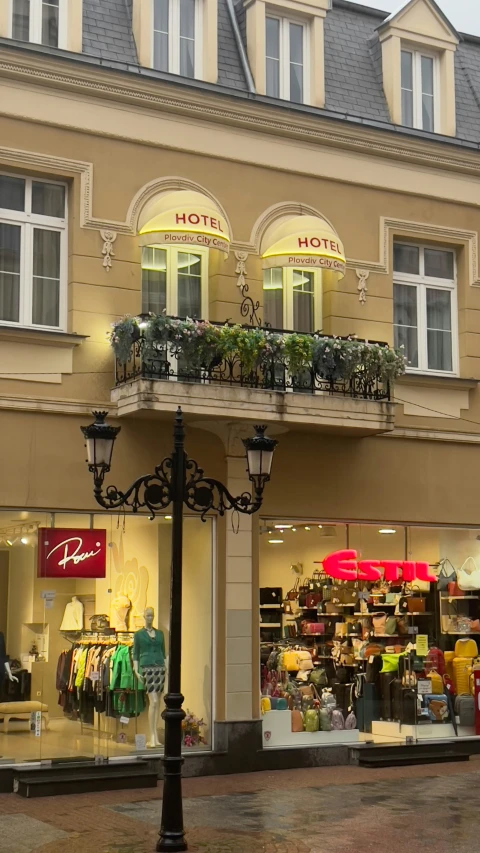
[235,250,261,326]
[356,269,369,304]
[101,229,117,272]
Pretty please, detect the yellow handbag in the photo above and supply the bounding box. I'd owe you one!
[261,697,271,714]
[444,651,455,679]
[454,657,473,695]
[455,638,479,658]
[429,670,443,695]
[281,650,300,672]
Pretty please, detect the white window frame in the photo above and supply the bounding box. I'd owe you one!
[263,267,322,333]
[0,173,68,332]
[401,47,440,132]
[142,245,209,318]
[393,242,458,377]
[152,0,202,79]
[265,12,309,104]
[9,0,67,48]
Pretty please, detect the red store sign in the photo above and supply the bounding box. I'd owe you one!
[319,549,437,583]
[37,528,107,578]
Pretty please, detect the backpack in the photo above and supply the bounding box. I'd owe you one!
[425,647,445,676]
[304,708,320,732]
[455,638,479,658]
[319,707,332,731]
[309,668,328,688]
[345,710,357,730]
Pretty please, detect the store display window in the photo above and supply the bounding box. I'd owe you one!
[259,520,480,749]
[0,509,213,764]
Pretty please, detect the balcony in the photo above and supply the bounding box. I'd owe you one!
[111,317,403,435]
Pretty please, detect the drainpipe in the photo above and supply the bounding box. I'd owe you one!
[225,0,256,94]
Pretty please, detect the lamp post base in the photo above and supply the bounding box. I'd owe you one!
[156,834,188,852]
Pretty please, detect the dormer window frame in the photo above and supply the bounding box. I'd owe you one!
[9,0,67,49]
[152,0,203,80]
[265,10,310,105]
[401,44,440,133]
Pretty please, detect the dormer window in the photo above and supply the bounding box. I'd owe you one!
[153,0,198,78]
[12,0,61,48]
[401,48,436,132]
[265,15,306,103]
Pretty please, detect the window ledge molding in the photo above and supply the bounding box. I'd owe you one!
[397,373,477,391]
[0,326,86,348]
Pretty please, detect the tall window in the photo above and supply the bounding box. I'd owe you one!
[401,49,436,132]
[153,0,197,78]
[0,174,67,329]
[263,268,320,333]
[142,246,207,318]
[393,243,457,374]
[266,16,306,103]
[12,0,60,48]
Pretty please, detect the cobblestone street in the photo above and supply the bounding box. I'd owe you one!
[1,758,480,853]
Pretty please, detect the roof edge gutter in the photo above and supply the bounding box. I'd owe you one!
[226,0,256,94]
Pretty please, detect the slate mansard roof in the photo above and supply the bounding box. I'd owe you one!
[6,0,480,146]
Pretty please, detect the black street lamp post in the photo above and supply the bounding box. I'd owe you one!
[81,407,277,852]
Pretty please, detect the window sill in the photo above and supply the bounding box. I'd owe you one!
[0,326,86,348]
[397,373,477,391]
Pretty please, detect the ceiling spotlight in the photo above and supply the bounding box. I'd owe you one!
[275,524,292,529]
[379,528,396,535]
[165,516,172,520]
[304,526,311,531]
[20,537,28,545]
[318,525,323,529]
[291,528,297,532]
[268,539,284,545]
[6,540,13,547]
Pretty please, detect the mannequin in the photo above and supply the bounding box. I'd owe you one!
[133,607,166,748]
[0,633,18,685]
[60,596,84,631]
[111,594,131,632]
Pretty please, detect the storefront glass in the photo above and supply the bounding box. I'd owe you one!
[259,519,480,749]
[0,509,213,764]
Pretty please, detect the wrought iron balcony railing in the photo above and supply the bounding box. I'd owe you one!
[113,318,398,402]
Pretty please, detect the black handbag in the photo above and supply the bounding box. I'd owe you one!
[260,587,282,605]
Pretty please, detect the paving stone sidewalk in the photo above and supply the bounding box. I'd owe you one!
[0,758,479,852]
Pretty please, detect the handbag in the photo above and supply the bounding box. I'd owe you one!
[302,622,325,635]
[309,571,324,593]
[407,598,425,613]
[309,668,328,688]
[322,583,332,602]
[305,592,322,609]
[281,650,301,672]
[384,616,398,635]
[260,587,282,604]
[286,579,299,601]
[447,581,463,597]
[437,559,456,592]
[429,670,443,695]
[457,557,480,591]
[291,710,304,732]
[297,650,314,670]
[372,613,387,636]
[298,583,310,607]
[90,614,110,631]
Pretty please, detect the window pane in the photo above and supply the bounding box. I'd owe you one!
[142,246,167,314]
[292,270,314,333]
[401,51,413,127]
[424,248,454,280]
[177,252,202,318]
[394,283,418,368]
[421,56,434,96]
[180,0,195,77]
[42,0,59,47]
[32,182,65,218]
[0,224,21,323]
[0,175,25,211]
[422,94,434,132]
[266,17,279,59]
[266,58,280,98]
[153,0,169,71]
[12,0,30,41]
[427,288,451,332]
[263,268,283,328]
[289,23,303,103]
[393,244,419,275]
[32,229,60,326]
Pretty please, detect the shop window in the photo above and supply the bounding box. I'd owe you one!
[265,15,307,104]
[141,246,207,318]
[11,0,64,48]
[401,49,437,132]
[263,268,321,333]
[393,242,457,374]
[0,174,67,330]
[153,0,199,78]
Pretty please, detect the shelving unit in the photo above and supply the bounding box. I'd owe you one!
[438,589,480,638]
[259,589,284,641]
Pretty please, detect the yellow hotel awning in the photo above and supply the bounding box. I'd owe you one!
[138,190,230,255]
[261,214,346,278]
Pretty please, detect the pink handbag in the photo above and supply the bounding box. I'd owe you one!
[302,622,325,635]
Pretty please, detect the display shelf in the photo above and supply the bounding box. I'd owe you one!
[260,623,282,628]
[260,604,283,609]
[442,631,480,636]
[440,596,479,601]
[370,602,397,607]
[372,634,409,638]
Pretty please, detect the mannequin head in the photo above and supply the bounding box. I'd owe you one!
[144,607,155,629]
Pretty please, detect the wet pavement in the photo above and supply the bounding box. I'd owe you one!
[0,759,479,852]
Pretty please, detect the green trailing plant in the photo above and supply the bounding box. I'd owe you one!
[110,314,406,386]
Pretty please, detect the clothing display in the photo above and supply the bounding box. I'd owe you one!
[60,597,84,632]
[0,633,8,671]
[111,595,131,632]
[133,627,166,668]
[142,664,166,694]
[56,634,145,722]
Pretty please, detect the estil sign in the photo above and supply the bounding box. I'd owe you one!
[38,528,107,578]
[320,549,437,583]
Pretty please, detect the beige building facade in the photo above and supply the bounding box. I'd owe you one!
[0,0,480,770]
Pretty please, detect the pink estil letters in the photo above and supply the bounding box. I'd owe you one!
[415,561,437,583]
[323,549,358,581]
[357,560,382,582]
